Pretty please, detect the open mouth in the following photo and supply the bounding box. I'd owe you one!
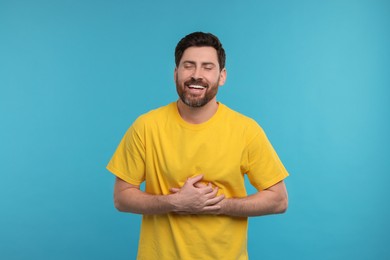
[188,84,206,90]
[185,78,208,90]
[186,84,207,95]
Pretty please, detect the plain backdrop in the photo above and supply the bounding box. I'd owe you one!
[1,0,389,259]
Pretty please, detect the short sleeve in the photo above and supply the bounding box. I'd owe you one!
[246,125,289,191]
[106,120,146,185]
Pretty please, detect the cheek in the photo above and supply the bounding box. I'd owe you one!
[176,70,185,80]
[209,74,221,84]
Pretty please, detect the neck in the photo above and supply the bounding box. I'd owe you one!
[177,98,219,124]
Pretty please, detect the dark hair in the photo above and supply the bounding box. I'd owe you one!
[175,32,226,70]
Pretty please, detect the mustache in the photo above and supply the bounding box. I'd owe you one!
[184,78,208,87]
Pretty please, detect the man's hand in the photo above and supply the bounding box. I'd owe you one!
[169,175,224,214]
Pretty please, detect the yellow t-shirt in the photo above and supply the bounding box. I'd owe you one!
[107,102,289,260]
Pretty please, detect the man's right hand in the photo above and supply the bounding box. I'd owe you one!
[169,175,225,214]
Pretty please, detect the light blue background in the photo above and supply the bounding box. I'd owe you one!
[1,0,389,259]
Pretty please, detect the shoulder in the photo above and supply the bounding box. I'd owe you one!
[132,102,174,129]
[123,103,174,141]
[220,103,262,130]
[218,103,265,143]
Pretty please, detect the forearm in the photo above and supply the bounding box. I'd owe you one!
[113,175,224,215]
[220,183,288,217]
[114,187,176,215]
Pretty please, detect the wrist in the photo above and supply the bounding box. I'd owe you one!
[166,193,180,212]
[219,197,230,215]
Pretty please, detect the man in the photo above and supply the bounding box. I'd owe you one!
[107,32,289,259]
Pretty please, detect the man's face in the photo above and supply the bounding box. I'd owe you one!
[175,46,226,107]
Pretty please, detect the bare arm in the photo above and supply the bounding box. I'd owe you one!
[113,175,224,215]
[114,177,174,214]
[219,181,288,217]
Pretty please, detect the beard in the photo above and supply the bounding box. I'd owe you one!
[175,76,219,108]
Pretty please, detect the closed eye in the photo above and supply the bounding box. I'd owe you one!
[182,61,195,69]
[203,64,216,71]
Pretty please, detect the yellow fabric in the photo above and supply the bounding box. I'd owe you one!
[107,102,289,259]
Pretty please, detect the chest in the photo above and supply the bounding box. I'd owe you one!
[143,124,247,193]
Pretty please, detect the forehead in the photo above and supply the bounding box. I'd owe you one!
[180,46,219,64]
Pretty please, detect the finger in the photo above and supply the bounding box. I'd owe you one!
[203,186,218,197]
[194,182,207,188]
[205,194,225,206]
[170,188,180,193]
[186,174,204,185]
[199,185,214,194]
[202,204,222,213]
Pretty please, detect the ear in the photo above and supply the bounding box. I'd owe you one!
[174,67,177,81]
[218,68,227,86]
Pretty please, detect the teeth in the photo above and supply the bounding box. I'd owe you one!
[189,85,205,89]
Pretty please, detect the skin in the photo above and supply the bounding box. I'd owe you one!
[174,46,227,124]
[114,46,288,216]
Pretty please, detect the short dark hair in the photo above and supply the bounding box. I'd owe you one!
[175,32,226,70]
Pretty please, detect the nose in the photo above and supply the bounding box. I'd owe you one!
[192,67,203,80]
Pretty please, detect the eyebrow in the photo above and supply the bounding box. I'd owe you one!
[182,61,216,67]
